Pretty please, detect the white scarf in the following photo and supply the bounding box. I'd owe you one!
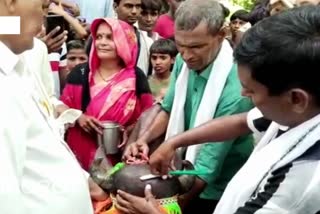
[137,30,153,76]
[214,113,320,214]
[165,40,234,164]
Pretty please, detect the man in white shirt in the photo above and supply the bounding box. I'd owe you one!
[0,0,105,213]
[25,37,62,109]
[24,37,82,137]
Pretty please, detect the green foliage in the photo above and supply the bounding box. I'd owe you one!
[232,0,256,11]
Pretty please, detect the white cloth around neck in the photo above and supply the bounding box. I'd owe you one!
[165,40,234,164]
[214,113,320,214]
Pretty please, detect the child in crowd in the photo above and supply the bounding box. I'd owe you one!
[138,0,162,41]
[148,39,178,102]
[228,10,251,48]
[58,40,88,91]
[66,40,88,72]
[230,10,249,37]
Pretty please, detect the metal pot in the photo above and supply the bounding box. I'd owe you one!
[97,121,122,155]
[105,161,195,198]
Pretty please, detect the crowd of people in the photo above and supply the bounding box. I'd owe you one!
[1,0,320,213]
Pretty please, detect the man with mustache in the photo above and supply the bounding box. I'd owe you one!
[123,0,254,213]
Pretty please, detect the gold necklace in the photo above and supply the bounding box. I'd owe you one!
[98,70,109,82]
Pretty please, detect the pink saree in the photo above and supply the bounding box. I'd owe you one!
[61,18,152,170]
[87,18,139,123]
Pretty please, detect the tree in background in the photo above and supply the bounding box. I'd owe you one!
[232,0,256,10]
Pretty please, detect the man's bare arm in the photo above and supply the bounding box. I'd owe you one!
[138,110,170,144]
[171,112,250,149]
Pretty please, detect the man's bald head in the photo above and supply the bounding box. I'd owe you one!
[0,0,43,54]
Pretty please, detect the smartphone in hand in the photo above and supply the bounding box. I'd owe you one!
[45,14,66,37]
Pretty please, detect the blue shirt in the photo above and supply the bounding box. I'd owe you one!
[75,0,114,23]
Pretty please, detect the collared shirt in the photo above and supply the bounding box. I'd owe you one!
[162,54,254,200]
[136,22,161,41]
[0,41,93,214]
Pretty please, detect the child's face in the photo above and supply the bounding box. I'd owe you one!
[230,18,247,35]
[138,9,159,32]
[67,48,88,71]
[151,53,174,74]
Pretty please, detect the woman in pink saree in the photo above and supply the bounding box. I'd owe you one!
[60,18,153,171]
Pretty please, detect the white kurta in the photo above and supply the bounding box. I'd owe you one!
[25,38,64,108]
[0,41,93,214]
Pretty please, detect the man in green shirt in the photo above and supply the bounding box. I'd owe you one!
[123,0,253,213]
